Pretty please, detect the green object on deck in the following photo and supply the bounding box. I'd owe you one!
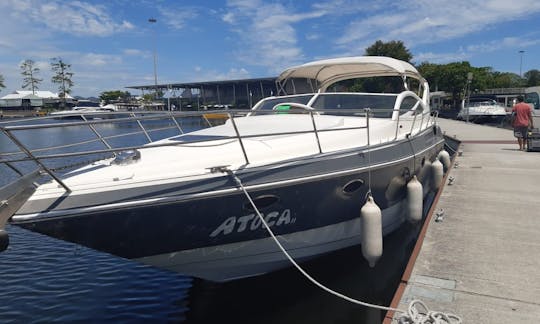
[275,105,291,113]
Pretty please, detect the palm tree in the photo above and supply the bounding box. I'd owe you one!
[20,59,42,94]
[0,73,5,91]
[50,57,74,108]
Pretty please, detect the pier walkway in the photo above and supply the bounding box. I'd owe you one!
[387,118,540,323]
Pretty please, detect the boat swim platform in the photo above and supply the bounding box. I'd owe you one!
[385,118,540,323]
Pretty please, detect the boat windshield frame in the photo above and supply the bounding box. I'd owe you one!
[250,90,426,120]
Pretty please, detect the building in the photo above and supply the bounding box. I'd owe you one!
[0,90,75,110]
[127,77,277,110]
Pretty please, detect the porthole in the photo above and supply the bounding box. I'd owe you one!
[342,179,365,194]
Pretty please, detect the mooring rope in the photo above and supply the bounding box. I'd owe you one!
[397,300,462,324]
[224,169,462,324]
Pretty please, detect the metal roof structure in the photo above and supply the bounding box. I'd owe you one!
[126,77,278,109]
[0,90,74,100]
[126,77,276,92]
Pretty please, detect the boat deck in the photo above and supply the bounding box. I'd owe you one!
[386,118,540,323]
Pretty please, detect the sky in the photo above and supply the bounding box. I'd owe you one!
[0,0,539,98]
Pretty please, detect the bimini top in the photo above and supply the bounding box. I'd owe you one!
[277,56,423,91]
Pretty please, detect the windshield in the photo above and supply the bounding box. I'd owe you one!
[251,92,420,118]
[311,93,398,117]
[253,95,314,111]
[526,91,539,110]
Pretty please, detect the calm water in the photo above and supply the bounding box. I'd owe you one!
[0,116,430,323]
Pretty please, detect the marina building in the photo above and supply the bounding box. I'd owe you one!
[0,90,75,111]
[127,77,277,110]
[130,78,535,112]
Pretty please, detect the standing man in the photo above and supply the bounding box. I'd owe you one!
[512,95,534,151]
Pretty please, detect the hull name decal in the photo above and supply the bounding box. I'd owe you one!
[210,209,295,237]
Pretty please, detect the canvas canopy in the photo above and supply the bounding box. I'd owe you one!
[276,56,423,92]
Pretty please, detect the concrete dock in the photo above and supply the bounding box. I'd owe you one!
[387,118,540,323]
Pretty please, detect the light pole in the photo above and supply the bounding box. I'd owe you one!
[465,72,473,123]
[519,50,525,78]
[148,18,158,101]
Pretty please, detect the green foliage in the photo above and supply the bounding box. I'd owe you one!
[348,77,405,93]
[99,90,131,104]
[490,71,522,88]
[524,69,540,87]
[341,40,414,93]
[50,57,74,97]
[364,40,413,62]
[141,90,164,101]
[142,93,155,102]
[418,61,471,98]
[0,74,5,90]
[417,61,524,102]
[20,59,42,93]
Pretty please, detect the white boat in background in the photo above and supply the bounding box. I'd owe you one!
[457,96,508,123]
[1,56,451,282]
[50,100,118,119]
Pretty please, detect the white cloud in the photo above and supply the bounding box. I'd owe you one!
[0,0,139,96]
[78,53,122,67]
[190,67,251,81]
[3,0,134,37]
[123,49,151,59]
[335,0,540,51]
[222,12,235,24]
[466,36,540,53]
[224,0,327,73]
[414,51,469,64]
[158,6,199,30]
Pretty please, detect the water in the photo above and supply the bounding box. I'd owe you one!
[1,225,191,323]
[0,116,429,323]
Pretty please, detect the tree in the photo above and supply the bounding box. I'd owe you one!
[418,61,524,96]
[20,59,42,94]
[344,40,415,93]
[524,69,540,87]
[490,71,521,88]
[417,61,476,105]
[50,57,74,107]
[142,93,155,102]
[100,90,131,104]
[0,74,5,91]
[364,40,413,62]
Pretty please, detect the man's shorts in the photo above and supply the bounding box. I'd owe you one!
[514,126,529,139]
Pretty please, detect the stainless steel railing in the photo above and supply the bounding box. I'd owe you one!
[0,106,436,193]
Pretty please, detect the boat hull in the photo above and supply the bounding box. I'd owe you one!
[457,113,507,124]
[14,127,445,281]
[135,200,408,282]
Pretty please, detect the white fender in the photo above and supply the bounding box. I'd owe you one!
[437,150,451,171]
[406,175,423,223]
[385,175,406,203]
[432,159,444,190]
[361,195,383,267]
[417,159,432,189]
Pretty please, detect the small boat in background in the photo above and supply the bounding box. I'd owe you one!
[457,96,508,123]
[50,100,118,120]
